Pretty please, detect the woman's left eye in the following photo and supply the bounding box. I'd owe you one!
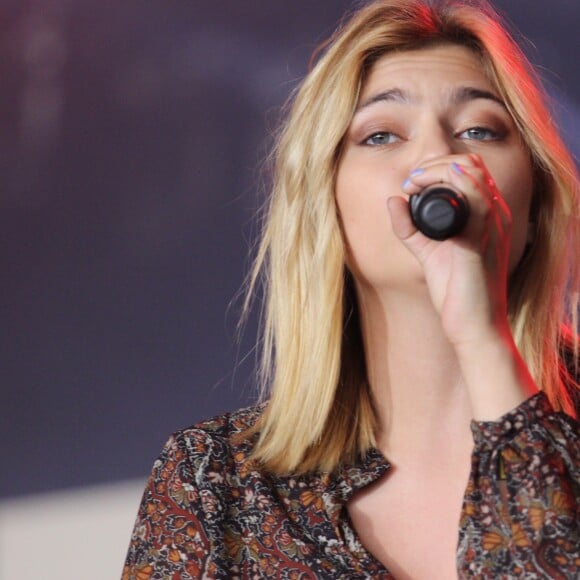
[458,127,502,141]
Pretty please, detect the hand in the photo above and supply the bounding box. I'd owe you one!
[387,153,512,349]
[387,154,537,419]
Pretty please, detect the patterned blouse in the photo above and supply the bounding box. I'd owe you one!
[123,393,579,579]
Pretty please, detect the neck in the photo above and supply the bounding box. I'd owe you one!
[355,283,473,462]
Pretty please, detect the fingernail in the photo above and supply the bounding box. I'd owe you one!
[402,178,412,189]
[410,168,424,177]
[451,162,464,174]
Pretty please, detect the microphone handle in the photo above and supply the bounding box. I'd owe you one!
[409,185,469,240]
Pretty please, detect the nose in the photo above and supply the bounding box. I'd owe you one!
[412,119,456,167]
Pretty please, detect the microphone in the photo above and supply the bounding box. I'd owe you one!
[409,184,469,240]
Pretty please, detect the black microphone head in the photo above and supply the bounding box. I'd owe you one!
[409,185,469,240]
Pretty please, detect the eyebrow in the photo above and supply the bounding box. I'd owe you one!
[355,86,506,113]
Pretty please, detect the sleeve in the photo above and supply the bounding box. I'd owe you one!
[122,430,229,580]
[458,392,579,578]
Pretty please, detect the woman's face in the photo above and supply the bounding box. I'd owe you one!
[335,44,534,290]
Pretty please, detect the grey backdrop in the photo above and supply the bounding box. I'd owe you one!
[1,0,579,498]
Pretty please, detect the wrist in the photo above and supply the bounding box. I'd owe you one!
[456,329,538,421]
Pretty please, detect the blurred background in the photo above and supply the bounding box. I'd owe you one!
[0,1,578,578]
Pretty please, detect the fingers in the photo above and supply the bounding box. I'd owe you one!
[400,154,511,241]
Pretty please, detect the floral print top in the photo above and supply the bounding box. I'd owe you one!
[123,393,579,579]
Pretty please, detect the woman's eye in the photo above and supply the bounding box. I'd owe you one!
[459,127,501,141]
[363,132,400,146]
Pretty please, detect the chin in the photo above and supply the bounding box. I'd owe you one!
[351,262,428,294]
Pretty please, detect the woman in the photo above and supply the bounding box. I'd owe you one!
[124,0,579,578]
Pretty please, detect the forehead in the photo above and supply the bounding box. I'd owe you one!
[360,44,495,101]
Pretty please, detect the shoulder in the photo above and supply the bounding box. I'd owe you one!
[173,403,263,454]
[125,406,265,577]
[185,403,265,439]
[153,404,264,490]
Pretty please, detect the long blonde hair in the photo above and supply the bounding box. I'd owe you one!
[245,0,579,474]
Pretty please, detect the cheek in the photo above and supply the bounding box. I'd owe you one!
[498,160,534,272]
[335,158,418,285]
[336,172,386,275]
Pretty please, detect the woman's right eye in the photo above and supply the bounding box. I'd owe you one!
[363,132,400,146]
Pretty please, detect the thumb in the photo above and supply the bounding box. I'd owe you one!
[387,196,435,264]
[387,196,418,241]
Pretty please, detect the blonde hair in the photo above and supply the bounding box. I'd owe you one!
[245,0,579,474]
